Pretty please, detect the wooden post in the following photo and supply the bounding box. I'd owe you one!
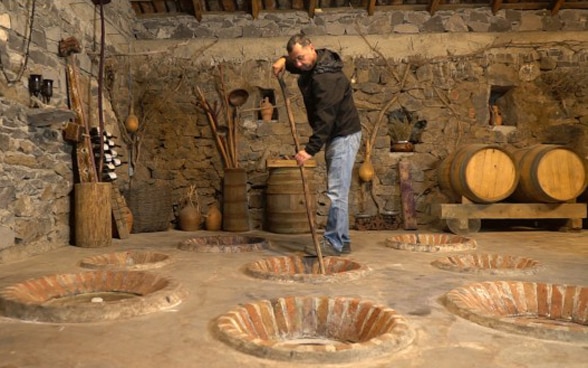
[399,160,417,230]
[75,182,112,248]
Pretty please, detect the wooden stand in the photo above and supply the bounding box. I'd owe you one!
[75,182,112,247]
[437,196,587,235]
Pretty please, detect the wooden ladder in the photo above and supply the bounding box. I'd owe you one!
[111,186,130,239]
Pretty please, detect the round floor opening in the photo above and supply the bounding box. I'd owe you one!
[244,256,370,283]
[386,233,476,252]
[214,296,415,363]
[79,250,172,270]
[431,254,542,275]
[443,281,587,342]
[0,270,185,323]
[178,235,269,253]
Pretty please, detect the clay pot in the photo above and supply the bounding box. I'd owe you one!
[391,141,414,152]
[178,205,201,231]
[205,204,222,231]
[490,105,503,126]
[260,97,273,122]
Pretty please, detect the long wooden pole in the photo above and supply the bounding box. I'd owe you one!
[277,76,326,275]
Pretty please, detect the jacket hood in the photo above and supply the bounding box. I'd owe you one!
[314,49,344,74]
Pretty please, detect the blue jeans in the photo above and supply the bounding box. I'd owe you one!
[323,131,361,251]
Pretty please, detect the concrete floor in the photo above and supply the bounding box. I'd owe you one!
[0,228,586,368]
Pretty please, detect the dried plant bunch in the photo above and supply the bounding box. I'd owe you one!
[182,185,201,210]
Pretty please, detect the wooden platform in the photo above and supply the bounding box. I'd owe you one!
[436,198,587,235]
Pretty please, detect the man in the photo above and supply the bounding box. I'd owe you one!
[272,33,362,256]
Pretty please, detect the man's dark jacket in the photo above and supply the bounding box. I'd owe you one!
[286,48,361,156]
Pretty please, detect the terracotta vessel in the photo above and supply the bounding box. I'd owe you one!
[178,205,201,231]
[260,97,273,122]
[205,203,222,231]
[391,141,414,152]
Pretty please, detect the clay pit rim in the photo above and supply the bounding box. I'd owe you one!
[178,235,269,253]
[443,281,588,342]
[386,233,476,252]
[79,250,172,270]
[214,295,415,363]
[431,254,542,275]
[0,270,185,323]
[244,256,370,283]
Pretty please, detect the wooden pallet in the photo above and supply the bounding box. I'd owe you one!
[436,197,587,235]
[111,186,130,239]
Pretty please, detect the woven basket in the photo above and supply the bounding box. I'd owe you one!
[126,180,172,233]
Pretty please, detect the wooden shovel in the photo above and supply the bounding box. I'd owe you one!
[277,75,326,275]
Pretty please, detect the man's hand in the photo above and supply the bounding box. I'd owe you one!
[294,150,312,166]
[272,57,286,77]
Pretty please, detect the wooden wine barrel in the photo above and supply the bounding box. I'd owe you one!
[265,159,316,234]
[437,144,519,203]
[510,144,588,203]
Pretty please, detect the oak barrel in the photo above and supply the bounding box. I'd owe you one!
[510,144,588,203]
[223,168,250,232]
[438,144,519,203]
[265,159,316,234]
[74,182,112,248]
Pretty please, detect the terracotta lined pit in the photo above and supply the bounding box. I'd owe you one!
[214,296,415,363]
[444,281,588,342]
[0,271,184,323]
[79,250,172,270]
[386,233,476,252]
[178,235,269,253]
[431,254,542,275]
[244,256,370,283]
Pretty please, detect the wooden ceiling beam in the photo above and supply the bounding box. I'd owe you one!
[192,0,203,21]
[491,0,503,14]
[367,0,376,16]
[551,0,565,15]
[427,0,442,15]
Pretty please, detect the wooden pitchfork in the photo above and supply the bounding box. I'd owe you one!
[277,75,326,275]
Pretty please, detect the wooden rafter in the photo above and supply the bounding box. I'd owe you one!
[427,0,442,15]
[367,0,376,16]
[308,0,317,18]
[192,0,203,21]
[491,0,503,14]
[551,0,566,15]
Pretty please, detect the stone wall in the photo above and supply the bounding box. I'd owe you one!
[1,0,587,262]
[128,32,588,231]
[0,0,134,262]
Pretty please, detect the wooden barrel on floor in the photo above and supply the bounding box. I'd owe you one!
[75,182,112,248]
[265,159,316,234]
[438,144,519,203]
[223,168,250,232]
[510,144,588,203]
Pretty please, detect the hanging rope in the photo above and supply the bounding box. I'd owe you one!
[0,0,37,85]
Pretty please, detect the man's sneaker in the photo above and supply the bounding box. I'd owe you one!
[342,242,351,254]
[304,239,341,256]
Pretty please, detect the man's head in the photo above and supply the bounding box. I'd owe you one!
[286,33,317,71]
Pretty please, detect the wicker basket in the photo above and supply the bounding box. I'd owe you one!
[126,180,172,233]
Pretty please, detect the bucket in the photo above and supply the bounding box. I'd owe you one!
[438,144,519,203]
[74,182,112,248]
[510,144,588,203]
[265,160,316,234]
[223,168,250,232]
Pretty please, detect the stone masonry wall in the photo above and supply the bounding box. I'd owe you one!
[1,0,587,262]
[0,0,134,262]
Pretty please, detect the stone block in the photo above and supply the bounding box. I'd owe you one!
[0,225,15,250]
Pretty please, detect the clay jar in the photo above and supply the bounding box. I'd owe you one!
[260,97,273,122]
[205,203,222,231]
[178,204,201,231]
[391,141,414,152]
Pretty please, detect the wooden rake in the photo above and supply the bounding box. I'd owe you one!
[277,75,326,275]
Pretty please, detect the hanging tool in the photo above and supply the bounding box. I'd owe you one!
[59,37,98,183]
[277,75,326,275]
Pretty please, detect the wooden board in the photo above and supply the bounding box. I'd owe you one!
[399,160,417,230]
[266,159,317,168]
[111,186,130,239]
[438,203,587,219]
